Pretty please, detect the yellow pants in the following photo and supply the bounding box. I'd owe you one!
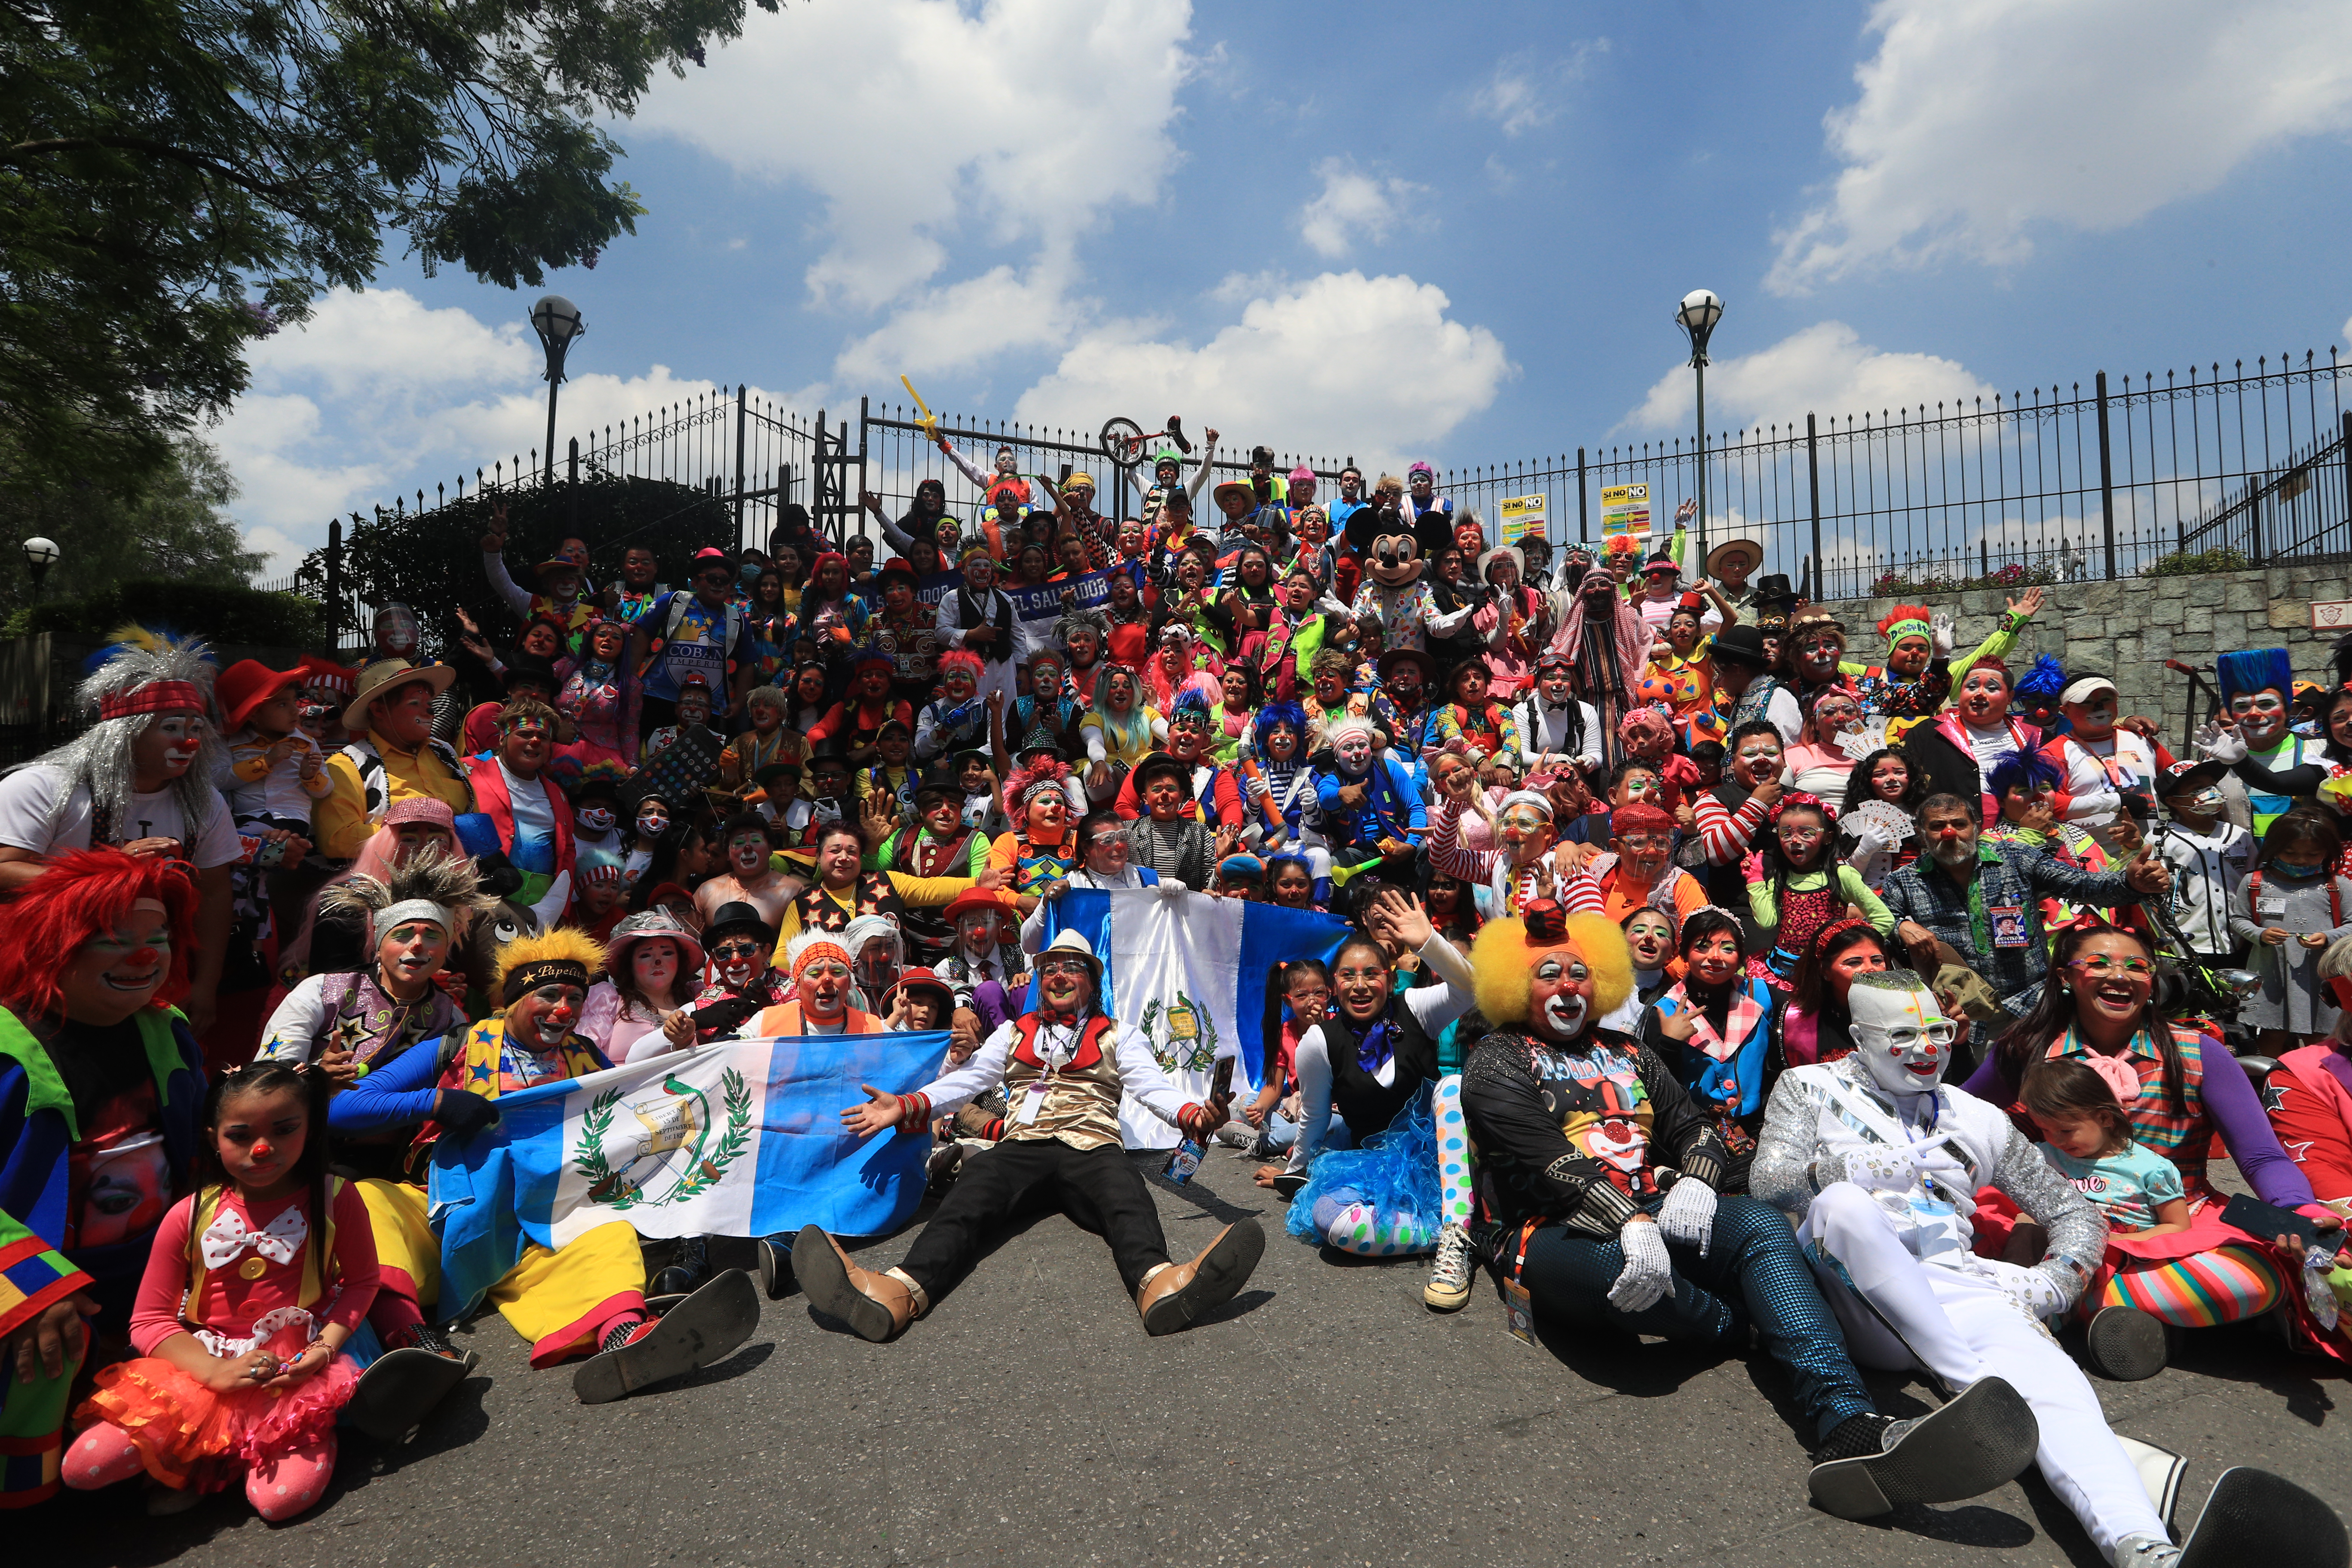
[355,1181,646,1367]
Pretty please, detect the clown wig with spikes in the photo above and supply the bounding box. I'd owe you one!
[494,926,608,1008]
[1001,751,1072,821]
[8,625,226,854]
[936,649,986,688]
[1468,904,1634,1029]
[1253,699,1309,753]
[318,845,495,945]
[0,847,199,1020]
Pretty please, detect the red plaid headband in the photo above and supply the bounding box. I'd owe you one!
[98,682,203,722]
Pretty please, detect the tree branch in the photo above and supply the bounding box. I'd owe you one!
[2,134,311,202]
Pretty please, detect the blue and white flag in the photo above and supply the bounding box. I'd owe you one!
[429,1031,948,1315]
[1039,888,1351,1148]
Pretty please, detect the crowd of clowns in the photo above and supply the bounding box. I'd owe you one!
[0,422,2349,1566]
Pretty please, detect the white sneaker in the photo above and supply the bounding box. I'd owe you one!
[1424,1222,1475,1311]
[2112,1535,2179,1567]
[1212,1123,1253,1149]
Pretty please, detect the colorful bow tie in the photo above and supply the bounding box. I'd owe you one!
[199,1204,307,1270]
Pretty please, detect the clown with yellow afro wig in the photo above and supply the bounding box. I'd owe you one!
[1469,900,1634,1041]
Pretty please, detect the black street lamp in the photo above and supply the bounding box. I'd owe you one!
[22,536,58,603]
[530,294,585,481]
[1675,288,1724,565]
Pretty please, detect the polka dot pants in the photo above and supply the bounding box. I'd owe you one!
[65,1422,337,1521]
[1317,1075,1477,1256]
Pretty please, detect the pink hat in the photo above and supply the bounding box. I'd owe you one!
[1288,464,1315,485]
[382,796,457,830]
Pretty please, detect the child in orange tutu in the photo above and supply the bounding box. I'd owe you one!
[64,1061,376,1519]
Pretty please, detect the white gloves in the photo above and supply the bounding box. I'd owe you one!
[1988,1259,2069,1320]
[1656,1178,1718,1257]
[1153,880,1187,901]
[1929,609,1956,658]
[1608,1219,1675,1314]
[1837,1143,1923,1192]
[2195,720,2248,764]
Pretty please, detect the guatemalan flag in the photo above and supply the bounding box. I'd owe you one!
[1037,888,1353,1149]
[428,1031,949,1317]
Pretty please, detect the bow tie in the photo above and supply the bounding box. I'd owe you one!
[199,1204,307,1271]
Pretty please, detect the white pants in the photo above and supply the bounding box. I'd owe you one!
[973,656,1020,722]
[1801,1182,2165,1562]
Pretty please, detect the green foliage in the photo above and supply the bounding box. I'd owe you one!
[0,0,784,492]
[0,428,263,616]
[2142,546,2252,578]
[3,579,322,646]
[1869,560,2057,597]
[311,472,731,655]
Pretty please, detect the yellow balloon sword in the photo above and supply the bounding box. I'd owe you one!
[900,375,940,441]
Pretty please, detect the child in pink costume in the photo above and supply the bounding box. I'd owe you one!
[65,1062,376,1521]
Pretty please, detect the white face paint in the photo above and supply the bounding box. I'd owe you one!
[1848,983,1958,1096]
[1333,731,1373,773]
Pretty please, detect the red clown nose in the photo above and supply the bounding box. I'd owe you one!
[251,1140,274,1160]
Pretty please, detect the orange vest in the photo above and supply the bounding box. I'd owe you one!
[747,1001,886,1037]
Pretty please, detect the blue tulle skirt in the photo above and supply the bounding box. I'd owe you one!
[1284,1087,1442,1253]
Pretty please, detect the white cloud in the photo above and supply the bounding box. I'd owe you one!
[1473,42,1609,137]
[631,0,1195,315]
[1770,0,2352,293]
[833,262,1085,383]
[1622,321,1996,434]
[1297,159,1423,258]
[1014,271,1512,469]
[216,290,798,573]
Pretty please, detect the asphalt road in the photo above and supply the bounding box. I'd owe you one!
[23,1152,2346,1568]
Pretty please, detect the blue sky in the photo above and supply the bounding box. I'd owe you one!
[220,0,2352,572]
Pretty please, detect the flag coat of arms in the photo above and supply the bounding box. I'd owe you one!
[429,1031,947,1315]
[1037,888,1351,1148]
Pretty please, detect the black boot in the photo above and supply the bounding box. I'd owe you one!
[648,1235,711,1308]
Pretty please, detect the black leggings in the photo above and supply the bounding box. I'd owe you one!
[899,1138,1170,1300]
[1513,1195,1874,1445]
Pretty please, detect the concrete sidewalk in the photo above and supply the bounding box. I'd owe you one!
[19,1151,2346,1567]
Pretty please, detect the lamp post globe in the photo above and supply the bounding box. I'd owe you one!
[21,536,58,602]
[1674,289,1723,563]
[530,295,585,481]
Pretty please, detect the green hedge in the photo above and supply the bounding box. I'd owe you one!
[2,581,325,647]
[2141,546,2252,577]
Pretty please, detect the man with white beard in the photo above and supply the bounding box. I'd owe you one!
[1752,970,2346,1567]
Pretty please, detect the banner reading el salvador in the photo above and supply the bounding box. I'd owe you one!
[429,1031,948,1314]
[1038,888,1351,1149]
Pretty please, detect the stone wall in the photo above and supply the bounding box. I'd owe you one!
[1811,565,2349,734]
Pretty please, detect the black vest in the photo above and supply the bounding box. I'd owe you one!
[1324,1001,1440,1141]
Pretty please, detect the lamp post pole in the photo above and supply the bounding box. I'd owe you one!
[21,537,56,604]
[530,295,585,483]
[1675,289,1723,569]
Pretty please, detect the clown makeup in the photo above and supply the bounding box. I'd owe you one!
[1108,571,1140,611]
[499,715,551,772]
[1734,732,1783,786]
[1666,610,1703,655]
[1611,766,1661,807]
[1537,664,1577,707]
[1065,626,1101,667]
[2229,687,2289,747]
[1036,953,1095,1017]
[1026,786,1070,836]
[676,688,713,728]
[1529,951,1595,1042]
[1262,720,1300,763]
[1496,802,1553,862]
[727,827,769,876]
[62,900,172,1025]
[514,983,586,1050]
[1685,929,1743,990]
[212,1083,309,1198]
[1613,828,1671,882]
[1222,667,1250,707]
[590,622,627,663]
[624,546,657,587]
[1920,800,1979,868]
[1142,770,1187,822]
[1849,982,1957,1098]
[1313,668,1348,706]
[375,606,420,658]
[1809,694,1862,737]
[1452,663,1491,706]
[635,805,670,840]
[797,956,853,1018]
[1623,909,1675,971]
[1956,666,2011,726]
[1869,755,1911,802]
[1886,634,1935,679]
[1333,728,1374,775]
[1794,628,1844,681]
[2063,931,2155,1032]
[521,622,563,659]
[2064,692,2118,742]
[855,662,893,701]
[1081,817,1132,876]
[137,713,207,781]
[376,919,448,998]
[710,937,767,990]
[1775,805,1830,870]
[792,665,828,707]
[942,664,977,702]
[1102,669,1136,712]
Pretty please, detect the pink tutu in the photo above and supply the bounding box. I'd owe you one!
[74,1324,358,1493]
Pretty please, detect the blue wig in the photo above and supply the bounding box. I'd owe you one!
[2215,647,2293,700]
[1171,686,1213,720]
[1254,699,1308,747]
[1986,748,2063,800]
[2012,654,2067,700]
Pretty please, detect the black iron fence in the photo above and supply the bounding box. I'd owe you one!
[285,346,2352,643]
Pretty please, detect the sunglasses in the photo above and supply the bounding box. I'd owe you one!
[711,940,766,961]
